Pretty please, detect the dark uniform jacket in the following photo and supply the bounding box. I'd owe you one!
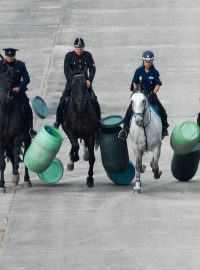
[64,50,96,90]
[0,59,30,92]
[132,65,162,94]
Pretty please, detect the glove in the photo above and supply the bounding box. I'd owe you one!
[148,91,155,99]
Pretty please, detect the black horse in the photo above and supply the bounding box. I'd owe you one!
[0,68,32,193]
[62,74,99,187]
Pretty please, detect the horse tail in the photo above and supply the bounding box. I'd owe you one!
[95,129,100,150]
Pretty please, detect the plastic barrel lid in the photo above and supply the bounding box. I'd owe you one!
[170,120,200,155]
[100,115,123,128]
[31,96,48,119]
[38,158,64,184]
[107,161,135,185]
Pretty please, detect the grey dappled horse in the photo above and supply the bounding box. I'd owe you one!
[130,89,162,193]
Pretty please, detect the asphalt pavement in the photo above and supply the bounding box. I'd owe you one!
[0,0,200,269]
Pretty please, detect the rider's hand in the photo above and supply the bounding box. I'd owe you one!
[86,80,91,88]
[149,91,155,98]
[12,87,20,93]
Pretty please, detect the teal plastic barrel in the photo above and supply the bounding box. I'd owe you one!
[99,115,129,174]
[170,120,200,155]
[38,157,64,184]
[24,125,65,173]
[106,161,135,185]
[171,146,200,181]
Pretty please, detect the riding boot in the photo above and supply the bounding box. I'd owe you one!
[152,95,169,138]
[197,113,200,127]
[53,96,69,128]
[88,88,101,124]
[21,103,37,138]
[54,101,64,128]
[94,99,101,123]
[118,103,132,140]
[160,111,169,138]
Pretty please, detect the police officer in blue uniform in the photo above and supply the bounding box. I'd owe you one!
[118,50,169,140]
[0,48,36,137]
[54,37,101,128]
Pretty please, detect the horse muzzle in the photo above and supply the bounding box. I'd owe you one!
[135,115,144,127]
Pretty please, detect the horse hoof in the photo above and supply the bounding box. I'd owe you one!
[133,181,142,193]
[24,181,32,188]
[0,187,6,193]
[154,171,162,179]
[133,187,142,193]
[86,178,94,188]
[71,154,79,163]
[67,163,74,171]
[12,174,20,186]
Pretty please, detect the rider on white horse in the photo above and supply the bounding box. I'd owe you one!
[119,50,169,140]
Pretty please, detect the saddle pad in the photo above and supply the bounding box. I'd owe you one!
[150,104,161,119]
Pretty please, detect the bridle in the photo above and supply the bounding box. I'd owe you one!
[0,67,16,103]
[132,89,151,128]
[71,74,88,105]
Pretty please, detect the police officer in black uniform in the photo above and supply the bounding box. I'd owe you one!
[0,48,36,137]
[54,37,101,128]
[118,50,169,140]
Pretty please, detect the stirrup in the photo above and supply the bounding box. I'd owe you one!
[118,129,128,140]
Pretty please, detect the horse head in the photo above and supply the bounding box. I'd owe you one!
[0,66,16,109]
[131,88,149,127]
[71,73,88,113]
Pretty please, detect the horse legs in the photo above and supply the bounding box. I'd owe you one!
[150,145,162,179]
[67,133,79,171]
[133,150,145,193]
[11,145,21,186]
[0,145,6,193]
[85,136,95,188]
[83,142,89,161]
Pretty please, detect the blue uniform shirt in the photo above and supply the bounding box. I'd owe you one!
[132,65,162,94]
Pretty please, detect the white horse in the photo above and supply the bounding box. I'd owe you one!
[129,89,162,193]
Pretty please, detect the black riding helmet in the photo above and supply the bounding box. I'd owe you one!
[74,37,85,48]
[142,50,154,62]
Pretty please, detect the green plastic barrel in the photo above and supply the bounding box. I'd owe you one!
[171,146,200,181]
[24,125,65,173]
[170,120,200,155]
[99,115,129,174]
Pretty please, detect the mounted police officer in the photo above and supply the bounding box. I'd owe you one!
[0,48,36,137]
[54,37,101,128]
[118,50,169,140]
